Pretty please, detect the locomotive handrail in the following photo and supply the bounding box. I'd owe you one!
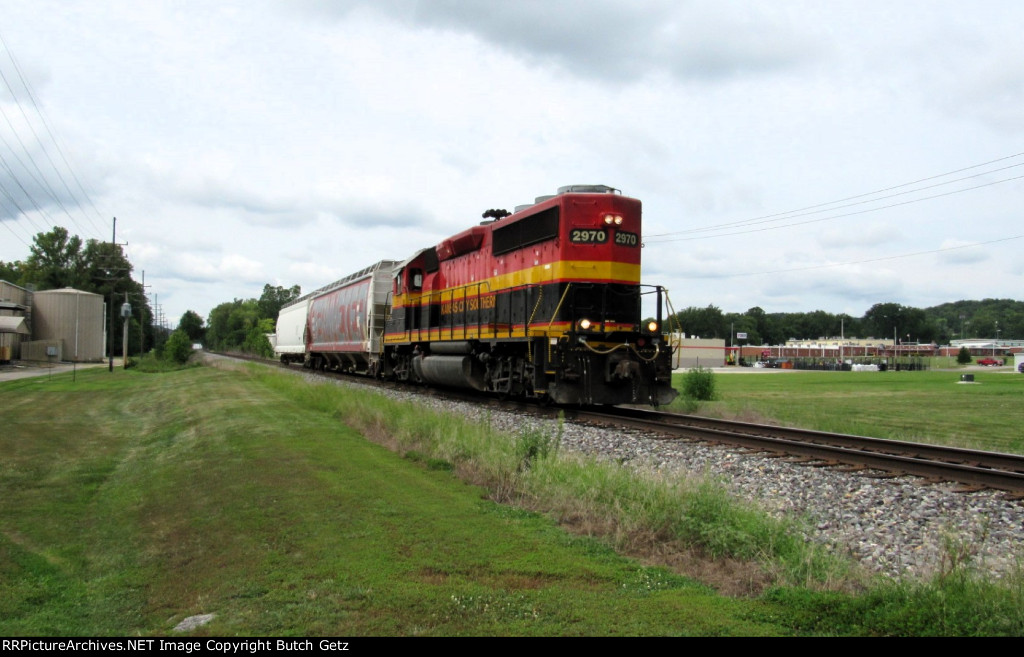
[660,289,686,369]
[545,283,573,335]
[542,283,574,364]
[436,280,494,341]
[526,285,544,335]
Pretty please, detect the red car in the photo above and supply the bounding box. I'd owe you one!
[977,357,1004,366]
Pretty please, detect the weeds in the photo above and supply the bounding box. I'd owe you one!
[131,352,201,373]
[681,366,717,402]
[446,592,541,622]
[516,425,561,471]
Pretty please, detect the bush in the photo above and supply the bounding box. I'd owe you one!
[682,366,717,401]
[957,346,972,365]
[242,324,274,358]
[163,329,193,364]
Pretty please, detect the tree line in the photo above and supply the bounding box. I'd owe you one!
[177,284,301,357]
[670,299,1024,345]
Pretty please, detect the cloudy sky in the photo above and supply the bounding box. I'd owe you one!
[2,0,1022,328]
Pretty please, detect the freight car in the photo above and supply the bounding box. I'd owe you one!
[274,297,309,365]
[276,185,677,406]
[276,261,397,373]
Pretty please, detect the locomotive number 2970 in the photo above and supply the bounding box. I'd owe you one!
[570,229,607,244]
[614,231,639,246]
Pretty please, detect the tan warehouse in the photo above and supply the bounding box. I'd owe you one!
[30,288,106,362]
[0,282,107,363]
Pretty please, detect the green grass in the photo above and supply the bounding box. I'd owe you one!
[3,364,1022,636]
[670,369,1024,454]
[0,366,787,636]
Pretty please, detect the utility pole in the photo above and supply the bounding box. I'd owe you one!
[121,291,131,369]
[104,217,129,371]
[139,270,151,355]
[108,217,116,372]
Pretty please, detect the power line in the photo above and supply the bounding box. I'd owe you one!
[648,173,1024,243]
[0,31,108,242]
[716,234,1024,279]
[1,34,107,237]
[0,217,32,249]
[647,151,1024,240]
[0,154,52,234]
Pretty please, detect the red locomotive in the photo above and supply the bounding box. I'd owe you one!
[276,185,677,406]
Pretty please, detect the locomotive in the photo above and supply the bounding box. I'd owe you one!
[275,185,677,406]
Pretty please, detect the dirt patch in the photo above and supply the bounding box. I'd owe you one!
[547,511,776,597]
[626,543,775,597]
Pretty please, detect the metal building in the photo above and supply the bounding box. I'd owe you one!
[31,288,105,362]
[0,280,31,362]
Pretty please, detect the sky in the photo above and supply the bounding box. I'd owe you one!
[1,0,1022,329]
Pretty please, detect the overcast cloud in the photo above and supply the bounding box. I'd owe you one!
[1,0,1021,331]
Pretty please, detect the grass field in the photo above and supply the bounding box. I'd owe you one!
[3,363,1022,636]
[0,366,794,636]
[671,369,1024,455]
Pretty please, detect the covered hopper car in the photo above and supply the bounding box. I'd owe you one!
[276,261,397,373]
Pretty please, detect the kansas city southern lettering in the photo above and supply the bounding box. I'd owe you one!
[440,294,496,316]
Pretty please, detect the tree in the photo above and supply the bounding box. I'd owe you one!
[206,299,263,351]
[79,239,150,357]
[242,318,275,357]
[163,329,193,364]
[22,227,85,290]
[957,346,972,365]
[724,311,759,345]
[0,259,24,284]
[863,302,939,342]
[178,310,205,343]
[257,284,301,327]
[745,306,773,344]
[673,305,726,338]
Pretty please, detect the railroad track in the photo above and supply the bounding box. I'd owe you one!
[209,352,1024,495]
[559,406,1024,495]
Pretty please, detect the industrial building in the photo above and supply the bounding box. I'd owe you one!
[0,281,107,363]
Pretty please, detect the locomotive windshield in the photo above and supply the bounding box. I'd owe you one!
[568,283,641,327]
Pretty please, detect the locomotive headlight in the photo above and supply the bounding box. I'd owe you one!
[647,320,659,333]
[602,214,624,225]
[578,318,593,331]
[614,214,623,225]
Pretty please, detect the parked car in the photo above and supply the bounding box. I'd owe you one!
[976,357,1004,366]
